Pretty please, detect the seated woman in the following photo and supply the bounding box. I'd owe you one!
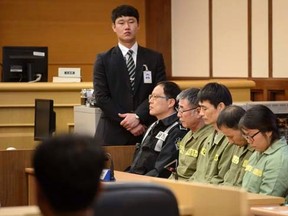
[239,104,288,198]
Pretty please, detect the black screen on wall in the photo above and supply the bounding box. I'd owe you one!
[2,46,48,82]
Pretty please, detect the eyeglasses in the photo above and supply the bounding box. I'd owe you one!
[242,130,261,142]
[148,94,168,100]
[176,106,198,114]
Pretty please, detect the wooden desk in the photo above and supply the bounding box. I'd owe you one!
[113,171,248,216]
[113,171,286,216]
[113,171,284,206]
[25,170,284,216]
[0,206,41,216]
[248,193,285,207]
[250,205,288,216]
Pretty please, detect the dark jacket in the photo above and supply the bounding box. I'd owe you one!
[129,113,188,178]
[93,45,166,145]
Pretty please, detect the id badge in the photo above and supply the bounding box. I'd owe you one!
[143,64,152,84]
[155,131,168,141]
[143,70,152,83]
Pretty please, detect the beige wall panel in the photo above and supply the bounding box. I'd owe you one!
[251,0,269,78]
[171,0,209,77]
[273,0,288,78]
[213,0,248,77]
[0,0,146,81]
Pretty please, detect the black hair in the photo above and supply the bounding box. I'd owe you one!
[197,82,233,108]
[239,104,280,143]
[217,105,245,129]
[157,81,181,108]
[33,134,106,212]
[111,5,139,23]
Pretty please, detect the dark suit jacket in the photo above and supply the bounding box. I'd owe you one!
[93,45,166,145]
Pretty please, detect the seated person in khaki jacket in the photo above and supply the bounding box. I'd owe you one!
[217,105,254,187]
[189,82,235,184]
[169,88,213,181]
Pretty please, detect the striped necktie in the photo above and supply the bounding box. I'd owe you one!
[126,50,136,91]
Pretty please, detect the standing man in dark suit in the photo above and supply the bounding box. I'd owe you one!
[93,5,166,145]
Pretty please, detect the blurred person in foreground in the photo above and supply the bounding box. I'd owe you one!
[33,134,106,216]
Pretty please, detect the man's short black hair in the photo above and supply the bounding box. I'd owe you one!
[157,81,181,108]
[217,105,245,129]
[111,5,139,23]
[197,82,233,108]
[33,134,106,212]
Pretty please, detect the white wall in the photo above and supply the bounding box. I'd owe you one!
[172,0,288,78]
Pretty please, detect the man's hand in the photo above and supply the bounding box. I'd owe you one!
[119,113,140,131]
[129,123,146,136]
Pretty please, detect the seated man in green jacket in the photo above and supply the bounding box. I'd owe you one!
[189,82,235,184]
[217,105,254,187]
[169,88,213,181]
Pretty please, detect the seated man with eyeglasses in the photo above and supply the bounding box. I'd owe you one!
[128,81,188,178]
[168,88,213,181]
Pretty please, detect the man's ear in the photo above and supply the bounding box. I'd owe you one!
[217,102,226,112]
[112,23,116,32]
[168,98,176,109]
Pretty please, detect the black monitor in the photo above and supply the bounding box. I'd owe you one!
[34,99,56,141]
[2,46,48,82]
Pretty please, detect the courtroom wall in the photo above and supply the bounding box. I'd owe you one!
[171,0,288,79]
[0,0,146,82]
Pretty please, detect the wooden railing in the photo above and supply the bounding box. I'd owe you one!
[0,145,135,207]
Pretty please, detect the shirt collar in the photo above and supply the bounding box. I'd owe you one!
[263,137,287,155]
[158,112,179,127]
[118,42,138,56]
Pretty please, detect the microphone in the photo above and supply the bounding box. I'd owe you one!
[100,153,116,181]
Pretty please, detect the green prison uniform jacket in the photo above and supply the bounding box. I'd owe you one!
[189,130,235,184]
[222,144,254,187]
[242,137,288,197]
[168,124,214,181]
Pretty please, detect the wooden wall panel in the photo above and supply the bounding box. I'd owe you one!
[1,146,135,207]
[145,0,172,77]
[0,150,34,207]
[213,0,248,77]
[0,0,146,82]
[0,82,93,150]
[251,0,269,78]
[273,0,288,78]
[171,0,209,78]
